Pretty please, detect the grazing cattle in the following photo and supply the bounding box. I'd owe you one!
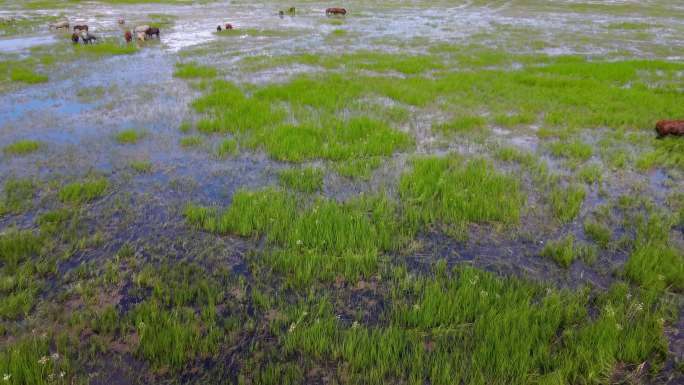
[655,120,684,138]
[217,25,222,31]
[49,21,69,29]
[136,31,146,42]
[279,7,295,17]
[124,30,132,43]
[224,23,233,30]
[80,31,97,44]
[145,27,160,39]
[118,18,125,25]
[73,24,88,32]
[134,25,150,34]
[71,32,80,44]
[325,7,347,16]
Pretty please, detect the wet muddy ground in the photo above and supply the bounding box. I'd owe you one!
[1,0,683,384]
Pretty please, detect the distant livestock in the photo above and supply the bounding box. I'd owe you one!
[146,27,160,39]
[326,7,347,16]
[73,24,88,32]
[224,23,233,30]
[71,32,80,43]
[217,25,222,32]
[118,18,125,24]
[49,21,69,29]
[134,25,150,34]
[125,30,132,43]
[280,7,296,16]
[136,31,146,42]
[655,120,684,138]
[80,31,97,44]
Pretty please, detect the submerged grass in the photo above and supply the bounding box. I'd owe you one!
[550,184,585,223]
[59,178,108,204]
[285,262,669,385]
[174,62,217,79]
[192,79,412,162]
[213,138,238,159]
[0,178,35,215]
[637,137,684,171]
[73,41,138,56]
[186,188,409,286]
[278,167,323,193]
[114,129,145,144]
[3,140,41,155]
[400,155,524,232]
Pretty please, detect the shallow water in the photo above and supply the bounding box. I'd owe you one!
[0,1,683,382]
[0,34,58,52]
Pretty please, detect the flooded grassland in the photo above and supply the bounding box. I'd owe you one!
[0,0,683,384]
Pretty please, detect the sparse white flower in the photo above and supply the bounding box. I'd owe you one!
[351,321,359,329]
[296,239,303,245]
[288,323,296,333]
[616,323,623,331]
[51,352,60,360]
[480,290,488,297]
[38,356,49,365]
[59,371,65,378]
[634,302,644,312]
[3,374,11,381]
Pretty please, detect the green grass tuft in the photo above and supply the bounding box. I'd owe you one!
[174,62,218,79]
[59,178,108,204]
[550,184,585,223]
[213,138,238,159]
[9,67,48,84]
[3,140,41,155]
[129,160,153,173]
[179,135,203,148]
[278,167,324,193]
[0,178,35,215]
[400,155,524,231]
[114,129,145,144]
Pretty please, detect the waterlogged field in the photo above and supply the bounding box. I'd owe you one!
[0,0,683,384]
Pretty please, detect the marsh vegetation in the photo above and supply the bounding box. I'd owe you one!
[0,0,683,384]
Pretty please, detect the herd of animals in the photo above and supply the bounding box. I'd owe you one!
[46,6,348,44]
[49,18,161,44]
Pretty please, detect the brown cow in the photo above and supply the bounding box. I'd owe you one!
[145,27,160,39]
[73,24,88,32]
[224,23,233,30]
[80,31,97,44]
[124,30,132,43]
[326,7,347,16]
[655,120,684,138]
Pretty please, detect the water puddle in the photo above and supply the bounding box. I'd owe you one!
[0,34,56,52]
